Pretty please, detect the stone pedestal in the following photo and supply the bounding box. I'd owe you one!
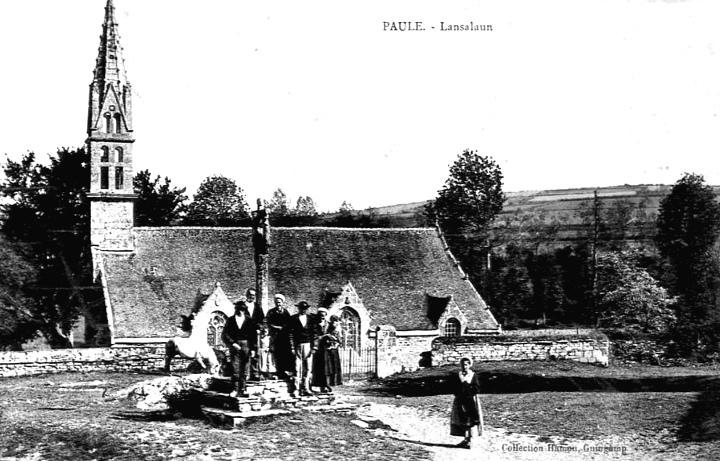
[199,376,353,428]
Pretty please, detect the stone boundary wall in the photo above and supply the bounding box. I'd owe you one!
[432,336,610,367]
[502,328,598,337]
[376,335,435,378]
[0,346,189,378]
[2,335,611,378]
[611,338,672,365]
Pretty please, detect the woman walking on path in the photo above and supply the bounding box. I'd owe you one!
[450,356,484,449]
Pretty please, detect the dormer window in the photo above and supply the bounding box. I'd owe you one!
[444,318,461,337]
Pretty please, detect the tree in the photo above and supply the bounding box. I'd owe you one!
[428,149,505,237]
[339,201,353,214]
[294,196,317,217]
[292,196,319,226]
[0,237,39,350]
[526,252,567,325]
[426,150,504,297]
[264,190,322,226]
[134,169,188,226]
[595,251,676,332]
[484,244,534,328]
[655,173,720,352]
[325,202,392,228]
[184,175,250,226]
[1,148,105,348]
[266,189,291,218]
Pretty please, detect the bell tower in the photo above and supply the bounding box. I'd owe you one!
[87,0,136,253]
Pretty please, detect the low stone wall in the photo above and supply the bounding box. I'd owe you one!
[611,338,674,365]
[1,334,611,379]
[0,346,189,378]
[376,334,436,378]
[432,335,610,367]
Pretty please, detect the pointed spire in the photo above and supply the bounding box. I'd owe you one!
[93,0,129,97]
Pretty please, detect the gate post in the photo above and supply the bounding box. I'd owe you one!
[375,325,397,378]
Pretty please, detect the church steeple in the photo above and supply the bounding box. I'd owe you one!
[88,0,133,139]
[92,0,130,108]
[87,0,136,254]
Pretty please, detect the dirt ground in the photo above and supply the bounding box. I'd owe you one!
[352,396,692,461]
[342,360,720,461]
[2,362,720,460]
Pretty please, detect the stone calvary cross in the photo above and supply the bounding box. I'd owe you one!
[252,198,271,317]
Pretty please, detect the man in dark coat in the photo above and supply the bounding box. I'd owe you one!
[266,293,295,380]
[221,301,258,397]
[243,288,266,379]
[288,301,319,396]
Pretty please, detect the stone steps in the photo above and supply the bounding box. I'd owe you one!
[201,406,294,428]
[199,376,357,428]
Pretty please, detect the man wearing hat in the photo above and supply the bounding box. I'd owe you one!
[288,301,320,396]
[221,300,258,398]
[243,288,266,380]
[266,293,295,380]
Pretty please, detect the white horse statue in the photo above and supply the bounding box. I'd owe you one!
[164,311,220,375]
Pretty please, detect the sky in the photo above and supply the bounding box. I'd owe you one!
[1,0,719,212]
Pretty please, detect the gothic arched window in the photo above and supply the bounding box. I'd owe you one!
[444,318,461,337]
[115,147,124,163]
[339,308,360,350]
[115,166,124,190]
[100,166,109,190]
[207,311,228,349]
[114,113,122,133]
[100,146,109,162]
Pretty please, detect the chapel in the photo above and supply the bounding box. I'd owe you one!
[87,0,500,371]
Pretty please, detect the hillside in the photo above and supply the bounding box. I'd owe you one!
[356,184,720,246]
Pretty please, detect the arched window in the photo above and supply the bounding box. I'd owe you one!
[207,311,228,349]
[104,114,112,133]
[100,166,109,189]
[115,167,124,190]
[444,318,461,337]
[114,113,122,133]
[115,147,124,163]
[339,308,360,350]
[100,146,109,162]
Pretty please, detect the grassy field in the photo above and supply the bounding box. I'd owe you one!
[1,361,720,460]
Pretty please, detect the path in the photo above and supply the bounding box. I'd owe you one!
[352,400,666,461]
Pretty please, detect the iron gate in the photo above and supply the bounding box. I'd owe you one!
[338,346,376,379]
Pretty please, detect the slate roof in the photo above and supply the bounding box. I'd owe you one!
[100,227,499,340]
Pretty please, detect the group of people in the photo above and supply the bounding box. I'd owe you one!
[221,289,343,398]
[221,289,483,449]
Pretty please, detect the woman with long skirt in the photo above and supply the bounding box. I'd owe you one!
[450,356,484,449]
[312,313,343,392]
